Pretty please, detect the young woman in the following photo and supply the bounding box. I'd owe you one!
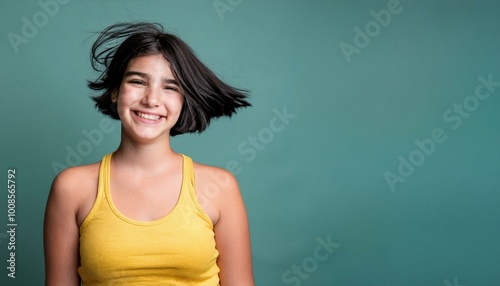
[44,22,254,286]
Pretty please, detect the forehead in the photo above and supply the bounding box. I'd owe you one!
[125,54,174,77]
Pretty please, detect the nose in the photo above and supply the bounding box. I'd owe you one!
[141,85,161,107]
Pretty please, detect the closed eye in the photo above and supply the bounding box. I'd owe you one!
[129,79,146,86]
[164,85,179,92]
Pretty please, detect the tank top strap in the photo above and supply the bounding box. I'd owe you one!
[100,153,112,194]
[180,154,196,201]
[79,152,112,230]
[100,152,113,214]
[179,154,213,227]
[181,154,194,186]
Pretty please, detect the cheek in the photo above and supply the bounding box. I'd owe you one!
[115,93,132,116]
[116,88,140,107]
[177,98,185,113]
[169,95,184,114]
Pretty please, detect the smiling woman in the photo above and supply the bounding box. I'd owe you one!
[111,54,185,144]
[89,22,250,136]
[43,22,254,286]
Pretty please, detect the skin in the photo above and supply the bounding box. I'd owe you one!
[44,54,254,286]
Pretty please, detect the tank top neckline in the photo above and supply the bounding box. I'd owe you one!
[103,152,190,226]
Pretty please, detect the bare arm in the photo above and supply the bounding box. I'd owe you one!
[44,169,82,286]
[213,170,255,286]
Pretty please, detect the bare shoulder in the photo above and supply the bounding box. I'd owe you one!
[191,161,243,225]
[192,161,240,197]
[54,162,98,184]
[51,162,100,196]
[192,161,254,284]
[49,162,101,225]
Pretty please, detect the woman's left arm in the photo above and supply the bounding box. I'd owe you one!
[213,170,255,286]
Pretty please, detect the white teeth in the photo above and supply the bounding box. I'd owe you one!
[137,112,161,121]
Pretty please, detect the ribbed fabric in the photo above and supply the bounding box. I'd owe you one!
[78,153,220,285]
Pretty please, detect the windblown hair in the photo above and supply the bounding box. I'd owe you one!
[88,22,250,136]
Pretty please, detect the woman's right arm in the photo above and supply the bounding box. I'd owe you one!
[44,169,82,286]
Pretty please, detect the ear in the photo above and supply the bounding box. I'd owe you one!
[111,89,118,102]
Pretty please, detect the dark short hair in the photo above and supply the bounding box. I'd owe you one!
[88,22,250,136]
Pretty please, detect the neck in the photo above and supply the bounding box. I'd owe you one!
[112,133,179,175]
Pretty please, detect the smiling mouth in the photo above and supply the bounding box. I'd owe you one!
[135,111,162,121]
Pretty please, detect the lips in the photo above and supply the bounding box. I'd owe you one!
[134,111,162,121]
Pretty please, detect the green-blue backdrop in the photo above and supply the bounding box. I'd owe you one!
[1,0,499,285]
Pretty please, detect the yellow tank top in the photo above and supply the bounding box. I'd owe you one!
[78,153,220,285]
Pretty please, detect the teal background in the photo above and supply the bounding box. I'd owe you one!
[1,0,499,285]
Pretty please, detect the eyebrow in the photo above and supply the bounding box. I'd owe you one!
[124,70,179,85]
